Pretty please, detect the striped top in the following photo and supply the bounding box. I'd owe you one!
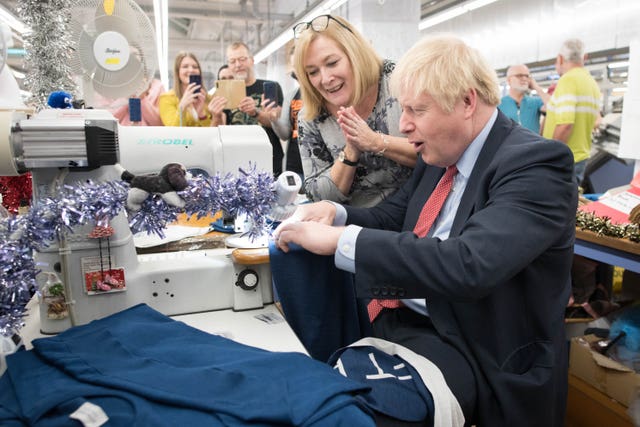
[543,67,601,163]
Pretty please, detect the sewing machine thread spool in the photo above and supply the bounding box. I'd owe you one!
[269,171,302,222]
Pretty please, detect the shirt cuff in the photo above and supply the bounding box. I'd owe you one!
[327,201,347,226]
[335,224,361,273]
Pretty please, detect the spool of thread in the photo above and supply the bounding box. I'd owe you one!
[129,98,142,123]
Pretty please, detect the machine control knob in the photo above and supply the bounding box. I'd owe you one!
[236,269,259,291]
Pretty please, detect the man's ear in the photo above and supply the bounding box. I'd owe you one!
[462,88,477,118]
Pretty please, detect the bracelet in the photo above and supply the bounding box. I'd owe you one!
[250,107,261,118]
[375,131,389,157]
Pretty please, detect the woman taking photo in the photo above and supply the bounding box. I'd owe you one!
[159,51,227,127]
[293,15,415,207]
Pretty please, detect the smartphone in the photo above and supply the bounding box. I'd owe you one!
[128,98,141,122]
[263,81,278,103]
[189,74,202,91]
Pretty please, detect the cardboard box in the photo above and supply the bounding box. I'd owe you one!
[570,335,640,407]
[566,373,633,427]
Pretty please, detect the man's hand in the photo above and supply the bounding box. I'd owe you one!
[273,201,340,254]
[274,221,344,255]
[237,96,259,116]
[274,201,337,232]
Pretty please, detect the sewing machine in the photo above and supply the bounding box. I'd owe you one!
[0,109,288,334]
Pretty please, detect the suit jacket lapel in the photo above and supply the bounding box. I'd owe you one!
[450,111,514,236]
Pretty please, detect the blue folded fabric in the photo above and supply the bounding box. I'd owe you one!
[1,304,374,427]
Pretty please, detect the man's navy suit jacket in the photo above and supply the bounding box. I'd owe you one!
[345,111,577,426]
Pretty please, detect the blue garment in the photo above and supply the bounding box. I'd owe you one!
[270,244,437,424]
[269,242,372,362]
[498,95,544,133]
[0,304,374,427]
[329,345,434,423]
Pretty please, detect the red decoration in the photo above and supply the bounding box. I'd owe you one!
[88,225,115,239]
[0,174,33,213]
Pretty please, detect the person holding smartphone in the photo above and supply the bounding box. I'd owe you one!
[263,42,304,180]
[293,15,416,207]
[225,41,285,176]
[159,51,226,127]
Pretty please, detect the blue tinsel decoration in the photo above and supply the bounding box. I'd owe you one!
[0,165,275,336]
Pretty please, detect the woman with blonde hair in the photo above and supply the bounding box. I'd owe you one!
[159,51,227,127]
[293,15,415,207]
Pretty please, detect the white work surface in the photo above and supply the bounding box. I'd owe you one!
[173,304,307,354]
[19,297,307,355]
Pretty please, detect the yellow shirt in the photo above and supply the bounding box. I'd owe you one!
[542,67,600,163]
[158,89,213,127]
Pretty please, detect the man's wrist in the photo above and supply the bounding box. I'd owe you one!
[250,107,261,118]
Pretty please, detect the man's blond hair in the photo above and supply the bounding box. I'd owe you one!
[390,35,500,113]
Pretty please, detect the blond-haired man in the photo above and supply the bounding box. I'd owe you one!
[275,35,576,426]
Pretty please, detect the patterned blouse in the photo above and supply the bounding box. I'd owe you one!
[298,60,412,207]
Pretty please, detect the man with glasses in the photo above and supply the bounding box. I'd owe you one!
[498,64,549,134]
[226,41,285,176]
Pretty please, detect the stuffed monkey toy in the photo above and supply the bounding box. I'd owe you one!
[116,163,189,211]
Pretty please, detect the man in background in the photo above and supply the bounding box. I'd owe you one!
[498,64,549,133]
[543,38,601,185]
[226,41,285,176]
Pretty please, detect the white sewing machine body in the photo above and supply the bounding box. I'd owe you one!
[0,109,274,334]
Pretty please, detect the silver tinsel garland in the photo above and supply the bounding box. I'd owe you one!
[17,0,77,110]
[0,167,276,337]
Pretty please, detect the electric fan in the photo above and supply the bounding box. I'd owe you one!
[69,0,157,103]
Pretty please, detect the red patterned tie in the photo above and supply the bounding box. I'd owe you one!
[367,165,458,322]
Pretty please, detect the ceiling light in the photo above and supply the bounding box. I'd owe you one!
[153,0,168,90]
[254,0,348,63]
[419,0,499,31]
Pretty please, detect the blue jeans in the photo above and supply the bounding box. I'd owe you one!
[574,159,587,186]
